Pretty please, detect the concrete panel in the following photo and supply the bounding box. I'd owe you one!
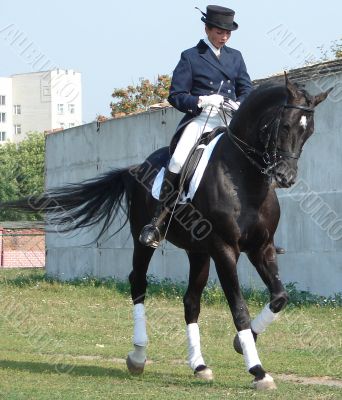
[46,247,98,281]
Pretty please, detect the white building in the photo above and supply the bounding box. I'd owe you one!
[0,69,82,143]
[0,77,13,143]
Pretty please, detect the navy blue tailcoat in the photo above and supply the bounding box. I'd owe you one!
[168,40,253,147]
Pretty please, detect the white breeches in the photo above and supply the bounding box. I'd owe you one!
[168,108,231,174]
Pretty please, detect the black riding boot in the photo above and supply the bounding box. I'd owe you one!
[139,169,179,248]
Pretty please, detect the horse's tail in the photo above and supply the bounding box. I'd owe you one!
[0,166,138,240]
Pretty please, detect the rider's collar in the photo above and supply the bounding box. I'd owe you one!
[203,38,221,58]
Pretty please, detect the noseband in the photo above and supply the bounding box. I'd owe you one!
[226,102,315,177]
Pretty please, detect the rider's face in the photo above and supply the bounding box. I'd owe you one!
[205,26,231,49]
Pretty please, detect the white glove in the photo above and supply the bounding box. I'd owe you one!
[223,99,240,111]
[198,94,224,109]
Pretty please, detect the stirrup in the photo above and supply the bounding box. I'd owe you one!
[139,220,164,248]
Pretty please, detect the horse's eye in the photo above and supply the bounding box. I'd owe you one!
[282,123,290,132]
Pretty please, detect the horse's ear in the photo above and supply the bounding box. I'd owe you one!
[313,87,333,107]
[284,71,299,100]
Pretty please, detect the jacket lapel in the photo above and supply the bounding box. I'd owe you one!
[219,46,235,80]
[197,40,232,80]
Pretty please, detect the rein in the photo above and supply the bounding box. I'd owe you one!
[223,102,315,176]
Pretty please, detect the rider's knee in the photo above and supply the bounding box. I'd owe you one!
[168,158,182,174]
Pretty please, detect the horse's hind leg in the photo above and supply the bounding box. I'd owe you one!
[126,240,155,375]
[233,244,288,351]
[183,251,213,380]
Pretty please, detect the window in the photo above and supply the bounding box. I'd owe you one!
[0,113,6,123]
[13,105,21,115]
[57,104,64,114]
[14,124,21,135]
[60,123,65,129]
[69,123,75,128]
[0,132,6,141]
[68,104,75,114]
[0,96,5,106]
[42,87,50,96]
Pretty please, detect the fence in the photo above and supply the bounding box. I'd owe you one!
[0,228,45,268]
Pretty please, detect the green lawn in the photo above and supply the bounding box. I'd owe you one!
[0,269,341,399]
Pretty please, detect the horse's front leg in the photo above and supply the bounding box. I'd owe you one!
[234,243,288,354]
[234,243,288,350]
[210,239,276,390]
[184,251,212,380]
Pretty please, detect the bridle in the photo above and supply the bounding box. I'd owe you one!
[223,102,315,177]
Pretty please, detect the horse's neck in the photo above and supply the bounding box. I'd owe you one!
[216,134,271,203]
[231,87,285,146]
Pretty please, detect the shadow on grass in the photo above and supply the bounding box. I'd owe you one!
[0,359,128,379]
[0,359,222,388]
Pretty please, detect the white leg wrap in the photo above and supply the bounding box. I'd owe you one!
[130,344,146,364]
[187,323,205,370]
[238,329,262,371]
[133,303,148,347]
[251,303,279,334]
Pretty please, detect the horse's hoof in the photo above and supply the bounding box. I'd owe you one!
[252,374,277,390]
[194,365,214,381]
[233,331,257,354]
[126,352,146,375]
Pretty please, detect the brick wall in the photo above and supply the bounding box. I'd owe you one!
[0,228,45,268]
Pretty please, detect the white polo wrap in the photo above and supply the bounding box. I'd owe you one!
[238,329,262,371]
[251,303,279,334]
[133,303,148,347]
[187,323,205,370]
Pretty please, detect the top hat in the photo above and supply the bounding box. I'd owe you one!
[199,5,238,31]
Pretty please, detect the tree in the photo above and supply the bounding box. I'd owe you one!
[0,142,19,203]
[110,74,171,117]
[330,38,342,59]
[316,37,342,62]
[0,132,45,221]
[16,132,45,197]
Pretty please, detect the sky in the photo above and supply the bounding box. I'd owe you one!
[0,0,341,123]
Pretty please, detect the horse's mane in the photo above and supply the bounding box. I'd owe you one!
[230,83,287,133]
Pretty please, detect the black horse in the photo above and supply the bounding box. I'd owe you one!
[2,76,331,390]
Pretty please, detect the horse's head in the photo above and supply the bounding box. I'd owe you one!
[263,76,332,188]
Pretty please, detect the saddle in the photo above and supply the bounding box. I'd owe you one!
[179,126,227,195]
[151,127,226,203]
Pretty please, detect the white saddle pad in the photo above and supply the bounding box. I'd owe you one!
[152,133,224,203]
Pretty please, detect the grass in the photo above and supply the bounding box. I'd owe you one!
[0,268,341,399]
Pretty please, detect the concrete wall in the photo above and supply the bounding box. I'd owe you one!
[45,66,342,297]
